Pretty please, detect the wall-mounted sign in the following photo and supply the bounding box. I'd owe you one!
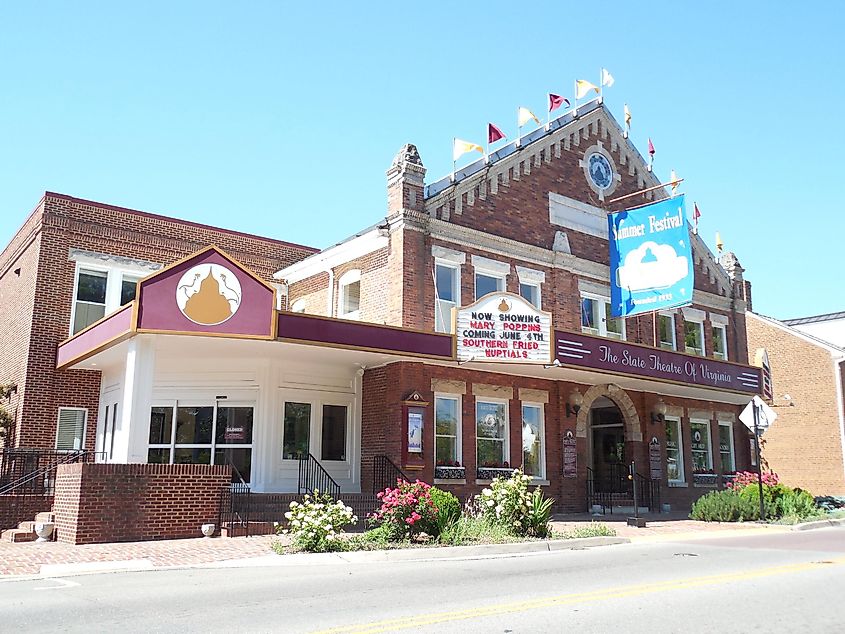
[608,194,693,318]
[455,293,552,363]
[224,426,245,442]
[176,263,242,326]
[563,430,577,478]
[556,330,762,394]
[407,411,423,453]
[649,436,662,480]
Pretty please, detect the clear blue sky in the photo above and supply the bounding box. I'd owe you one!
[1,1,842,320]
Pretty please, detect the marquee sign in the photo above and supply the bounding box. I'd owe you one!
[556,330,762,394]
[455,293,552,363]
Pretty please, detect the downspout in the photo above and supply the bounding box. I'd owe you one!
[834,355,845,486]
[326,268,335,317]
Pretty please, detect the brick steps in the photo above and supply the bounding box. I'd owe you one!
[1,511,56,543]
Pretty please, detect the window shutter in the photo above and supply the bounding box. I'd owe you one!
[56,408,86,450]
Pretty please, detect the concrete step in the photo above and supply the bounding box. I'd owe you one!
[2,528,37,543]
[17,521,35,532]
[35,512,55,523]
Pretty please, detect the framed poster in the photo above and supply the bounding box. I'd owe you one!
[407,411,423,453]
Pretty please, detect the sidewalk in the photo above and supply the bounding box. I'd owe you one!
[0,514,787,578]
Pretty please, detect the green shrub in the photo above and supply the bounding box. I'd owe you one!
[278,490,357,552]
[526,488,554,538]
[777,487,818,519]
[429,487,461,535]
[690,489,759,522]
[438,515,516,546]
[563,522,617,538]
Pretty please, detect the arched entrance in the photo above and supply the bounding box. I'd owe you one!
[589,397,627,484]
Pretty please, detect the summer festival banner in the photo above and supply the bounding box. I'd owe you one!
[608,194,693,318]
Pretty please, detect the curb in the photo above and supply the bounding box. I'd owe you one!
[791,518,845,532]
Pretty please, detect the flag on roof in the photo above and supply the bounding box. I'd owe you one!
[601,68,614,88]
[548,93,570,112]
[453,138,484,161]
[624,104,631,127]
[716,231,724,253]
[575,79,600,99]
[518,107,541,127]
[488,123,506,144]
[648,138,655,156]
[693,202,701,234]
[670,170,679,195]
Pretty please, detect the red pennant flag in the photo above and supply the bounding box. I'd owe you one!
[694,202,701,222]
[648,138,655,156]
[488,123,506,144]
[548,93,570,112]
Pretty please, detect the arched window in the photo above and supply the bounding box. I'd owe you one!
[290,299,306,314]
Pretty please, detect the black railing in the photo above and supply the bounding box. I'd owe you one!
[219,482,252,536]
[586,464,661,515]
[298,453,340,500]
[0,448,100,496]
[635,472,661,513]
[372,455,409,495]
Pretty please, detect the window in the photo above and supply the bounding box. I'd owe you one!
[516,266,545,308]
[690,420,713,473]
[581,295,625,340]
[435,263,459,333]
[665,417,684,482]
[147,403,254,482]
[56,408,87,451]
[290,299,306,313]
[684,320,704,356]
[718,422,735,473]
[338,270,361,320]
[73,269,107,334]
[435,395,461,466]
[476,400,508,467]
[658,313,676,350]
[475,272,504,300]
[321,405,347,461]
[281,397,350,463]
[712,325,728,360]
[71,265,151,335]
[522,404,544,479]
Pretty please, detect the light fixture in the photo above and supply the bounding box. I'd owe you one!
[566,389,583,418]
[457,355,476,366]
[651,398,667,424]
[543,359,561,369]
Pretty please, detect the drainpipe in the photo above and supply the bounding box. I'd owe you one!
[326,268,335,317]
[835,356,845,485]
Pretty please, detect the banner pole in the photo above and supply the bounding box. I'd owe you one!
[605,179,684,206]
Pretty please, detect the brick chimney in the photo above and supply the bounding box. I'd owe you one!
[386,144,426,218]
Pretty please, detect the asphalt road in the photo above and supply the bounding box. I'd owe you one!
[2,528,844,633]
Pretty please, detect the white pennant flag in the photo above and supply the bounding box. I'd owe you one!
[601,68,615,88]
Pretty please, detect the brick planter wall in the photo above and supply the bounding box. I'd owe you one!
[53,463,231,544]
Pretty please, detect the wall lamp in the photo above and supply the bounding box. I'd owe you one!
[566,389,583,418]
[651,398,668,424]
[543,359,561,369]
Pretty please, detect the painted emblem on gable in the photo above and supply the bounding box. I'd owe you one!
[587,152,613,190]
[175,264,242,325]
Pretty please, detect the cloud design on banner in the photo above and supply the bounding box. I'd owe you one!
[616,241,689,292]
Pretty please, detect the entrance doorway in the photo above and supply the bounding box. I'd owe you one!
[589,397,628,492]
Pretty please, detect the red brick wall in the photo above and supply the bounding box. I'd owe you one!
[361,361,748,513]
[53,462,231,544]
[8,193,316,450]
[0,494,54,531]
[746,314,845,495]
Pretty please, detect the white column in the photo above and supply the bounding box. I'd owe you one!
[250,360,273,493]
[111,336,156,463]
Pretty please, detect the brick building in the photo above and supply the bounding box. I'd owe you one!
[746,312,845,495]
[1,100,765,541]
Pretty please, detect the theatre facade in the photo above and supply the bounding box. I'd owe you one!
[2,101,763,536]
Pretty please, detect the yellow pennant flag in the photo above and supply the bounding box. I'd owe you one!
[624,103,631,126]
[716,232,724,253]
[575,79,600,99]
[670,169,679,195]
[518,106,540,127]
[453,138,484,161]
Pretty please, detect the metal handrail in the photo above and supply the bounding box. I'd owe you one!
[372,455,409,495]
[0,449,100,496]
[297,453,340,500]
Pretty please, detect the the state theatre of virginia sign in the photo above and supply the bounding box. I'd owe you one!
[455,293,553,363]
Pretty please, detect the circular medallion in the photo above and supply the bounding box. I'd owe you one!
[175,263,242,325]
[693,430,702,443]
[586,152,614,190]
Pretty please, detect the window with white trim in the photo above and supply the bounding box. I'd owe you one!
[521,403,545,479]
[338,270,361,320]
[476,399,508,468]
[684,320,705,356]
[581,295,625,340]
[472,255,509,301]
[690,420,713,473]
[718,421,735,473]
[56,407,87,451]
[712,324,728,360]
[516,266,545,309]
[658,313,676,350]
[435,262,459,333]
[71,265,147,335]
[435,395,462,466]
[665,416,684,483]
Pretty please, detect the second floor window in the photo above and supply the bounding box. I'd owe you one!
[435,263,459,333]
[338,270,361,320]
[684,320,705,356]
[658,313,676,350]
[475,272,504,300]
[581,296,625,341]
[712,325,728,360]
[72,266,144,335]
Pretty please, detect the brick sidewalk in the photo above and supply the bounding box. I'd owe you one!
[1,516,779,577]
